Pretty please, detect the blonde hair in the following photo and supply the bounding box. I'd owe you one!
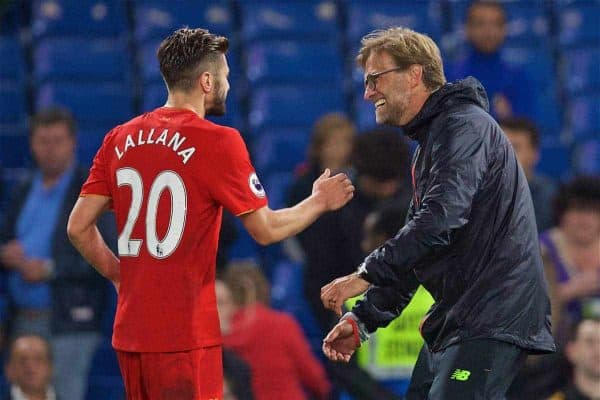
[356,27,446,91]
[309,113,356,165]
[223,261,270,306]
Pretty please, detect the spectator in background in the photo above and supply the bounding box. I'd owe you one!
[219,262,331,400]
[344,204,433,398]
[301,128,412,333]
[501,117,556,232]
[2,334,55,400]
[549,317,600,400]
[0,108,116,400]
[540,176,600,345]
[288,112,356,207]
[445,0,535,120]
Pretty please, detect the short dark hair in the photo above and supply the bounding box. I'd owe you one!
[553,175,600,225]
[30,107,76,138]
[466,0,506,24]
[157,27,229,92]
[352,128,410,181]
[499,117,540,149]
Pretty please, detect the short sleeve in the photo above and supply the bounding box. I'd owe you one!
[209,129,268,216]
[80,132,112,198]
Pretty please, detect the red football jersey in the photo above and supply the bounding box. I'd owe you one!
[81,107,268,352]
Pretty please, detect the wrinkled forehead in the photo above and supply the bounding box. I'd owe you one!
[363,50,397,75]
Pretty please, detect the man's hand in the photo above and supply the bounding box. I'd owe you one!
[17,259,50,282]
[321,272,370,316]
[0,240,25,269]
[312,169,354,211]
[322,318,360,362]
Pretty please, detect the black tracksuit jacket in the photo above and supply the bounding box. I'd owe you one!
[353,77,556,354]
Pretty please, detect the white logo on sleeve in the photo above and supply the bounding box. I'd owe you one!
[248,172,266,198]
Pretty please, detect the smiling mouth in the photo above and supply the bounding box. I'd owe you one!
[375,99,386,109]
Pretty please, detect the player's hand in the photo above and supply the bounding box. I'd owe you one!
[0,240,26,269]
[321,273,370,316]
[322,318,360,362]
[312,168,354,211]
[18,259,50,282]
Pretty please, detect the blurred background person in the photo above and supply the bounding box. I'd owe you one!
[219,262,331,400]
[0,108,116,400]
[344,203,433,398]
[540,176,600,345]
[501,117,557,232]
[2,334,55,400]
[549,317,600,400]
[288,113,356,207]
[300,128,412,333]
[445,0,535,120]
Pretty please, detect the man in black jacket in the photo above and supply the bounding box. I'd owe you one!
[320,27,555,399]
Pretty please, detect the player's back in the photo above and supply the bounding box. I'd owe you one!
[91,107,267,352]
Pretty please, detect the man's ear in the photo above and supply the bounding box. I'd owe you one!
[199,72,212,93]
[410,65,424,89]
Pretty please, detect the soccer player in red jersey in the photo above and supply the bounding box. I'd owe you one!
[66,28,354,400]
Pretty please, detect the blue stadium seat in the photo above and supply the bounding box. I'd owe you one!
[33,39,130,83]
[561,47,600,95]
[0,126,30,168]
[246,41,343,86]
[134,0,234,42]
[32,0,127,38]
[0,82,27,124]
[557,1,600,46]
[0,37,25,82]
[573,138,600,174]
[248,85,347,133]
[346,0,443,49]
[77,124,112,165]
[139,41,162,84]
[537,138,572,179]
[239,1,340,41]
[228,218,260,261]
[252,130,309,174]
[262,172,293,210]
[353,94,379,131]
[36,82,134,125]
[566,93,600,140]
[86,338,124,400]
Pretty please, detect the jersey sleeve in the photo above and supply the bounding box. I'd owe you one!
[209,129,268,216]
[80,130,112,198]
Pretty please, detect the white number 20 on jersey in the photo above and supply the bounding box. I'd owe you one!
[116,168,187,259]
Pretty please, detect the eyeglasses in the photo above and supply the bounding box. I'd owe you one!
[364,66,405,91]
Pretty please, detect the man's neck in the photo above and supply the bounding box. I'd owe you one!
[11,385,53,400]
[41,162,72,188]
[165,91,205,118]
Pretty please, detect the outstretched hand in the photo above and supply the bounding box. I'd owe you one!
[321,273,370,316]
[322,318,360,362]
[312,169,354,211]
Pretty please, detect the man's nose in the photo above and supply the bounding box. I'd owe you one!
[363,86,375,101]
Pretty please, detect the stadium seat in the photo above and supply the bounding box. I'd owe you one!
[0,37,25,82]
[85,338,124,400]
[0,82,27,125]
[228,218,260,261]
[246,41,343,86]
[557,1,600,46]
[560,47,600,95]
[566,93,600,140]
[77,124,113,165]
[248,85,347,133]
[537,138,572,179]
[0,127,30,168]
[252,131,309,174]
[346,0,443,50]
[134,0,234,42]
[33,38,130,83]
[239,0,340,41]
[32,0,127,39]
[36,82,134,125]
[572,138,600,174]
[262,172,293,210]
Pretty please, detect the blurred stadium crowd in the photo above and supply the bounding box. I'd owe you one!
[0,0,598,400]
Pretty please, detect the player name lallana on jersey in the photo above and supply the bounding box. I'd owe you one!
[115,128,196,164]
